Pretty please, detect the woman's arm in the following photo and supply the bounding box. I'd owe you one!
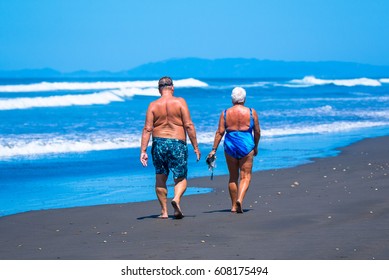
[252,109,261,156]
[208,111,226,157]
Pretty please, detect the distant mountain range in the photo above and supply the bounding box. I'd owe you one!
[1,58,388,79]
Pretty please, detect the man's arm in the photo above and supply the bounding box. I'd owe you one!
[140,105,154,166]
[180,99,201,161]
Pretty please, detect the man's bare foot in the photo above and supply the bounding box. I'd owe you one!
[236,201,243,214]
[171,200,184,219]
[158,214,168,219]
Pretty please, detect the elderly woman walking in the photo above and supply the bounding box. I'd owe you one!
[207,87,261,213]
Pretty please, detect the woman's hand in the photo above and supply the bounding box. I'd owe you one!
[207,149,216,159]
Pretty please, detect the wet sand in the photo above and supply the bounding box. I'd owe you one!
[0,136,388,260]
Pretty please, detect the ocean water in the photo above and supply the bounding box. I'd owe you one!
[1,76,389,216]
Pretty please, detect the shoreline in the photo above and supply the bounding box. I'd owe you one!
[1,136,388,260]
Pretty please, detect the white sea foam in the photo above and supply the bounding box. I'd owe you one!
[113,87,160,97]
[0,91,124,110]
[261,106,389,119]
[0,78,208,110]
[0,81,153,92]
[0,131,214,158]
[380,78,389,83]
[215,76,386,89]
[196,131,217,144]
[0,133,142,158]
[2,120,388,158]
[263,121,389,137]
[347,110,389,119]
[261,96,389,103]
[290,76,382,87]
[0,78,208,93]
[276,83,313,88]
[261,105,336,117]
[0,87,166,110]
[173,78,208,88]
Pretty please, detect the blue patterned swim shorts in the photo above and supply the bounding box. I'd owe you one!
[151,137,188,179]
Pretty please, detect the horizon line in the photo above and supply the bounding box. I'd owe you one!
[1,57,389,73]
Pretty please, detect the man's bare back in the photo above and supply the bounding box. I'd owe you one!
[148,95,187,142]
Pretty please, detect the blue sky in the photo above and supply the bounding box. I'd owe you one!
[1,0,388,71]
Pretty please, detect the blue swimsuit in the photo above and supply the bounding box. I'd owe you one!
[223,108,255,159]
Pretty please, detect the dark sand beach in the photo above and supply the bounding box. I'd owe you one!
[1,136,388,260]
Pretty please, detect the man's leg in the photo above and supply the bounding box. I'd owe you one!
[155,174,168,218]
[169,139,188,219]
[171,177,187,218]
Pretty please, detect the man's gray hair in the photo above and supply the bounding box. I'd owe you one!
[231,87,246,104]
[158,76,173,89]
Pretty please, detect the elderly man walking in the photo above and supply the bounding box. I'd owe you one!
[140,77,201,219]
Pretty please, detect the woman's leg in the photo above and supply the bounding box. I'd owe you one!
[225,152,239,212]
[237,150,254,211]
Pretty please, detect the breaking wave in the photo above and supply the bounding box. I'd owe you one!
[207,76,388,90]
[0,78,208,110]
[0,91,124,110]
[261,106,389,119]
[263,121,389,137]
[0,133,140,158]
[2,121,389,158]
[0,78,208,92]
[289,76,382,87]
